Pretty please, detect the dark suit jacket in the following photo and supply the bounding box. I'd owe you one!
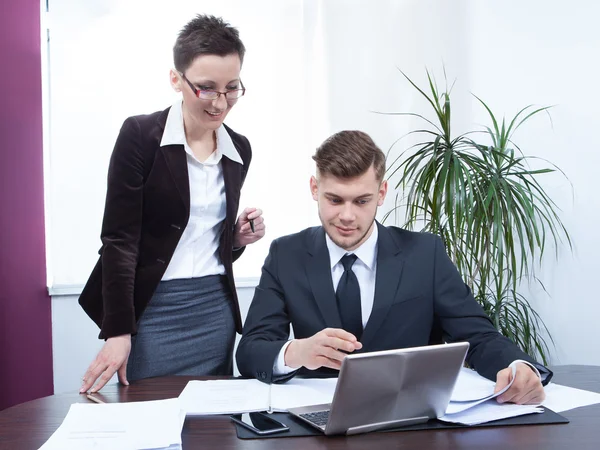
[79,107,252,339]
[236,222,550,384]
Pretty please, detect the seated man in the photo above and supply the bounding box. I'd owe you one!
[236,130,549,405]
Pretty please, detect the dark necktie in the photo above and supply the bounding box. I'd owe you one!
[336,254,363,340]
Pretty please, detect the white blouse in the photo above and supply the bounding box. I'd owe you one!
[159,101,243,281]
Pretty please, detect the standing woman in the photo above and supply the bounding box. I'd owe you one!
[78,14,265,393]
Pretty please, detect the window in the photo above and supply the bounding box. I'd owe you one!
[44,0,329,288]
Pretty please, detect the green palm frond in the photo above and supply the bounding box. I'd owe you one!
[380,69,571,363]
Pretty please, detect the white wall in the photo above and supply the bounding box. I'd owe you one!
[464,1,600,366]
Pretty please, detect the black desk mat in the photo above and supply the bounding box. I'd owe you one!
[234,408,569,439]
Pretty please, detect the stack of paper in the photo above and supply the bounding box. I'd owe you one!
[440,366,544,425]
[178,378,337,415]
[435,367,600,425]
[441,401,543,425]
[39,398,185,450]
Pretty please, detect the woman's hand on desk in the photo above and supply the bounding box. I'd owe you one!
[233,207,265,248]
[80,334,131,393]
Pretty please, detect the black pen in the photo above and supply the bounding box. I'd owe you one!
[249,219,255,233]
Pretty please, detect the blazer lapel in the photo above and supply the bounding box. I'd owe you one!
[305,228,343,328]
[161,145,190,213]
[360,222,405,348]
[154,109,190,213]
[221,156,242,230]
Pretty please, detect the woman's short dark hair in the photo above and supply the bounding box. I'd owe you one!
[173,14,246,73]
[313,130,386,181]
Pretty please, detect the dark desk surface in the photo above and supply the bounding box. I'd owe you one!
[1,365,599,449]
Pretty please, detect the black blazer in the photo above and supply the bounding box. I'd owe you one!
[79,107,252,339]
[236,222,549,384]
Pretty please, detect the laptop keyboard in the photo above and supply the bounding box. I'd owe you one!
[299,410,330,427]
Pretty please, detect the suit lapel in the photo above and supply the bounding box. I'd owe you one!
[360,222,405,348]
[161,145,190,213]
[154,108,190,213]
[221,156,241,229]
[306,228,343,328]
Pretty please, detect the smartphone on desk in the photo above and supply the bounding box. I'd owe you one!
[230,412,290,435]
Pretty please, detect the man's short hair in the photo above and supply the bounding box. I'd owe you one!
[173,14,246,73]
[312,130,386,181]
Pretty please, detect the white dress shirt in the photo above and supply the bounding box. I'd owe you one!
[159,101,243,281]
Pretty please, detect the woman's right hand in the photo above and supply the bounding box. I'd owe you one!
[80,334,132,393]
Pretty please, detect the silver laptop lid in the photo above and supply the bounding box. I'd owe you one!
[324,342,470,435]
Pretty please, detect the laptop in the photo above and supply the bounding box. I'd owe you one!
[287,341,469,435]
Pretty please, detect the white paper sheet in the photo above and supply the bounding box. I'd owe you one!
[446,365,517,414]
[179,379,270,415]
[444,367,600,425]
[271,378,338,411]
[441,401,543,425]
[542,383,600,413]
[450,367,497,402]
[39,398,184,450]
[178,378,337,415]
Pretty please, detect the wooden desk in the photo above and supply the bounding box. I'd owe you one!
[1,365,599,449]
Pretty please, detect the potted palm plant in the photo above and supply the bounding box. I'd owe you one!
[380,69,571,364]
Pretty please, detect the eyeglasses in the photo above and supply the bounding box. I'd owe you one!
[180,72,246,101]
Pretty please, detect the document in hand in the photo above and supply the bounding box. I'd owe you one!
[440,366,544,425]
[178,378,338,415]
[39,398,185,450]
[435,365,600,426]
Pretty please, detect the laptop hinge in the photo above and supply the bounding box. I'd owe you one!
[346,416,430,435]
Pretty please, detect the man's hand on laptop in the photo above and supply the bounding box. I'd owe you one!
[284,328,362,370]
[494,362,545,405]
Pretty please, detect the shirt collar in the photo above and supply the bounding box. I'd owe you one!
[325,222,378,271]
[216,123,243,165]
[160,100,243,165]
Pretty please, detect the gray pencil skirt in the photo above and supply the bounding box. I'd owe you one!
[126,275,236,381]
